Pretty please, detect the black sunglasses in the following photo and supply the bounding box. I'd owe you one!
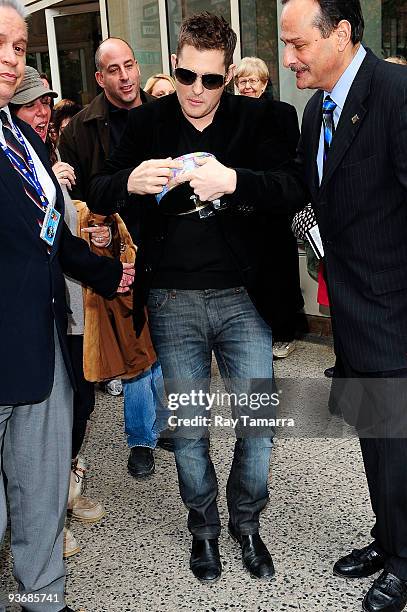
[174,67,226,90]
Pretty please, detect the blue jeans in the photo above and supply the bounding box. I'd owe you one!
[147,287,274,538]
[122,361,168,449]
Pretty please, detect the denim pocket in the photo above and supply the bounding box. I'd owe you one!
[147,289,170,312]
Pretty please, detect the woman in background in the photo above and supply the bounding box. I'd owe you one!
[235,56,269,98]
[385,55,407,65]
[52,99,82,141]
[234,57,305,359]
[144,73,175,97]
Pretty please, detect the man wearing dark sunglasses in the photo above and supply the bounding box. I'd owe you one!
[88,11,307,583]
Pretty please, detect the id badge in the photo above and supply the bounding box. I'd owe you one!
[40,205,61,247]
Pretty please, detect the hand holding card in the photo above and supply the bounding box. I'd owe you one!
[155,152,215,203]
[127,158,183,196]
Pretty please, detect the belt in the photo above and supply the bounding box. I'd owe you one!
[175,201,212,216]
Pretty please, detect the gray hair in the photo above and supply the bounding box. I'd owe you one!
[0,0,26,19]
[94,37,135,71]
[234,57,269,84]
[385,56,407,65]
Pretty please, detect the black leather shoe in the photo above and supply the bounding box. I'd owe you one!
[363,571,407,611]
[228,522,275,579]
[127,447,155,478]
[156,433,175,452]
[333,542,385,578]
[190,537,222,582]
[324,366,336,378]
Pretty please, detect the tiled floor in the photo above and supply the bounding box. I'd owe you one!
[1,339,376,611]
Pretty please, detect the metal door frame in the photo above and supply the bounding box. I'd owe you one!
[45,2,107,102]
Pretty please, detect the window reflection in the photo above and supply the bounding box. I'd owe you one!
[382,0,406,58]
[107,0,163,86]
[167,1,231,56]
[240,0,279,99]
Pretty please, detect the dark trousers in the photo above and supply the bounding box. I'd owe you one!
[66,335,95,459]
[361,437,407,579]
[332,354,407,579]
[272,310,296,342]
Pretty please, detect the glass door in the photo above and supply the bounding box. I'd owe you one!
[106,0,165,86]
[45,3,108,104]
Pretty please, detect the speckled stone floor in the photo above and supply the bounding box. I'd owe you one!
[1,339,377,612]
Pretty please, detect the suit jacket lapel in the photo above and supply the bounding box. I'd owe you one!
[0,139,49,255]
[319,50,378,193]
[207,94,235,163]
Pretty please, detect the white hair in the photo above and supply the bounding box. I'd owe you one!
[0,0,26,19]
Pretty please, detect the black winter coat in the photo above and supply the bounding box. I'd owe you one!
[87,92,308,334]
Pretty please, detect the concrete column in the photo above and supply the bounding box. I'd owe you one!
[276,0,314,119]
[361,0,382,57]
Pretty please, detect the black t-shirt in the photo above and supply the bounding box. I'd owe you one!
[151,112,241,289]
[107,101,129,155]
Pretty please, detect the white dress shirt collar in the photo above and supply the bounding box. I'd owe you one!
[324,44,367,111]
[0,105,14,146]
[0,105,57,206]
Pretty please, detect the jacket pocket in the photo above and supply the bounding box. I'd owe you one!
[341,154,377,169]
[371,267,407,295]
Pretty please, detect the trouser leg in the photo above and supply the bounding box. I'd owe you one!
[0,405,13,612]
[3,332,73,611]
[226,437,273,534]
[356,369,407,579]
[361,436,407,579]
[123,362,167,449]
[66,334,94,459]
[359,437,380,532]
[147,289,219,537]
[211,287,274,534]
[174,437,219,538]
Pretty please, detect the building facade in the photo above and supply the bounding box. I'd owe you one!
[25,0,406,111]
[23,0,406,319]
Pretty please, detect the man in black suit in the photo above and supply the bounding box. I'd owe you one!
[281,0,407,610]
[0,1,133,609]
[88,12,306,583]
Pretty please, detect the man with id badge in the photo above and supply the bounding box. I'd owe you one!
[0,1,134,610]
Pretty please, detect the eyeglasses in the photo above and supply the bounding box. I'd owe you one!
[237,78,261,88]
[174,67,226,90]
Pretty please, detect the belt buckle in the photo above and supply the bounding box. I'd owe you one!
[175,194,212,216]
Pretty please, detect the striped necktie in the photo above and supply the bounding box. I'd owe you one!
[0,110,48,217]
[322,96,337,169]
